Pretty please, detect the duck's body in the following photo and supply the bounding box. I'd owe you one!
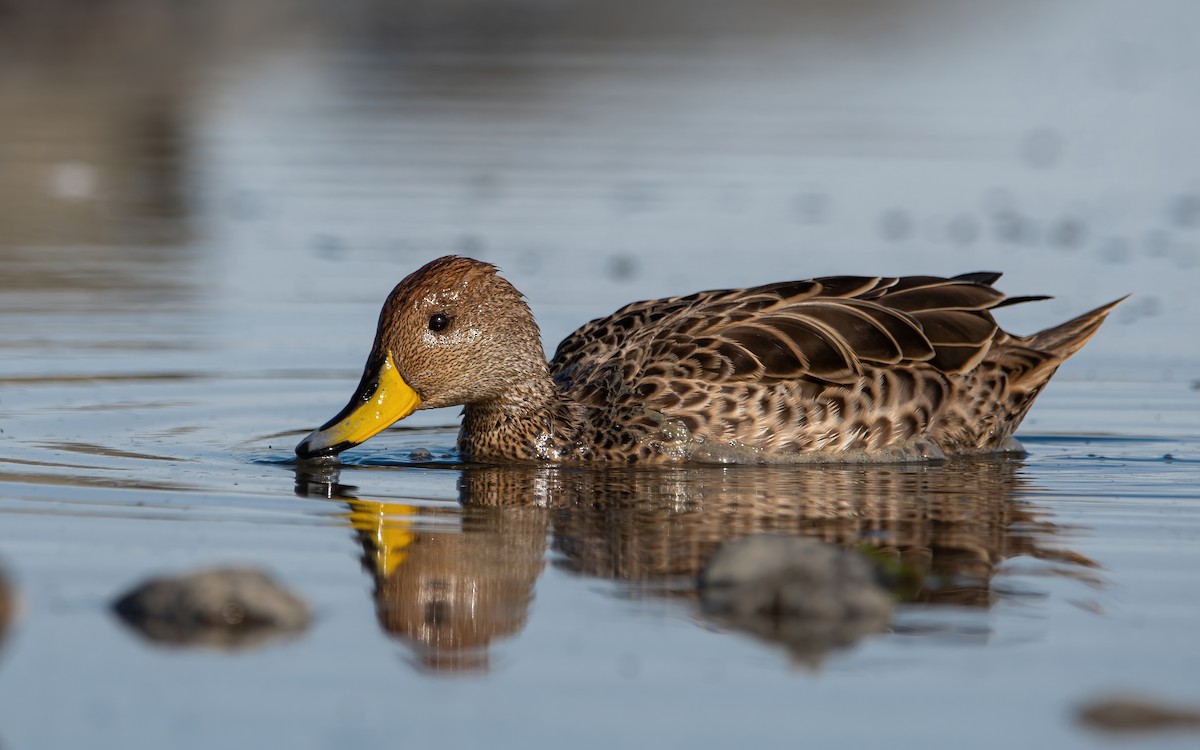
[296,256,1121,464]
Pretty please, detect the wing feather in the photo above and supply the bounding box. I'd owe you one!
[550,271,1017,388]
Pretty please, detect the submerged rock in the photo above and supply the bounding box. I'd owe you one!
[0,562,13,649]
[699,534,893,664]
[113,567,311,650]
[1078,696,1200,733]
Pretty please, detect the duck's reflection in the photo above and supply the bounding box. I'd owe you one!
[296,457,1095,672]
[358,501,547,674]
[298,467,547,674]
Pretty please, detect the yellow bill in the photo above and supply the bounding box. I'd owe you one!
[295,353,421,458]
[344,500,418,577]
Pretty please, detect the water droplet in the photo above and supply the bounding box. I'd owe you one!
[515,249,542,275]
[1119,296,1163,322]
[1171,243,1199,269]
[1049,217,1086,250]
[1169,194,1200,228]
[456,234,484,256]
[981,187,1015,215]
[1020,128,1064,169]
[878,209,913,242]
[1144,229,1171,258]
[469,172,503,202]
[312,234,346,260]
[226,189,264,220]
[611,181,662,214]
[992,210,1034,244]
[948,214,980,246]
[1096,237,1132,264]
[793,191,830,225]
[720,182,749,214]
[606,254,639,282]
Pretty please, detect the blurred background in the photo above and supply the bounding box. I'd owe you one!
[1,0,1196,381]
[2,4,1199,748]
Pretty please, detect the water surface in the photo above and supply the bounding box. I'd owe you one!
[1,1,1199,748]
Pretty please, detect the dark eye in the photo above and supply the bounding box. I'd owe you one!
[428,312,450,332]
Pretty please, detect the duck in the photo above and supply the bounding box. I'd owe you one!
[295,256,1122,464]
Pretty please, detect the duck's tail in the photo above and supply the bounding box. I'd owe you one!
[1023,296,1127,362]
[995,295,1125,398]
[968,296,1125,446]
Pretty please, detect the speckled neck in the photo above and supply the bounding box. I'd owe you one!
[458,364,579,462]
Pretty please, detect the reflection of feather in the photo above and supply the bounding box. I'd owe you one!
[307,454,1100,674]
[460,459,1100,606]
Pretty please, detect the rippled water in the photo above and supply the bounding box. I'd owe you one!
[2,1,1200,748]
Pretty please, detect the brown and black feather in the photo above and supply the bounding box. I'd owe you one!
[545,272,1121,462]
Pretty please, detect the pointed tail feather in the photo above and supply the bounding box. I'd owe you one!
[999,295,1125,396]
[987,296,1125,432]
[1024,296,1127,360]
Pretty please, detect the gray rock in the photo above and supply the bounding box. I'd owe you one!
[113,567,311,650]
[409,447,433,462]
[699,534,893,663]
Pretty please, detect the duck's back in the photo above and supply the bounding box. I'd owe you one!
[548,273,1118,462]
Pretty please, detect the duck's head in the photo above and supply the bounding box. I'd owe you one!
[295,256,545,459]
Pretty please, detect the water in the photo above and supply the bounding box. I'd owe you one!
[2,0,1200,747]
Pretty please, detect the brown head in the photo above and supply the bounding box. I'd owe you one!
[296,256,548,458]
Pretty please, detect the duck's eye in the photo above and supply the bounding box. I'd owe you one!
[428,312,450,332]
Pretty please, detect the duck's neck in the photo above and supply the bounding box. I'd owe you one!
[459,368,577,462]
